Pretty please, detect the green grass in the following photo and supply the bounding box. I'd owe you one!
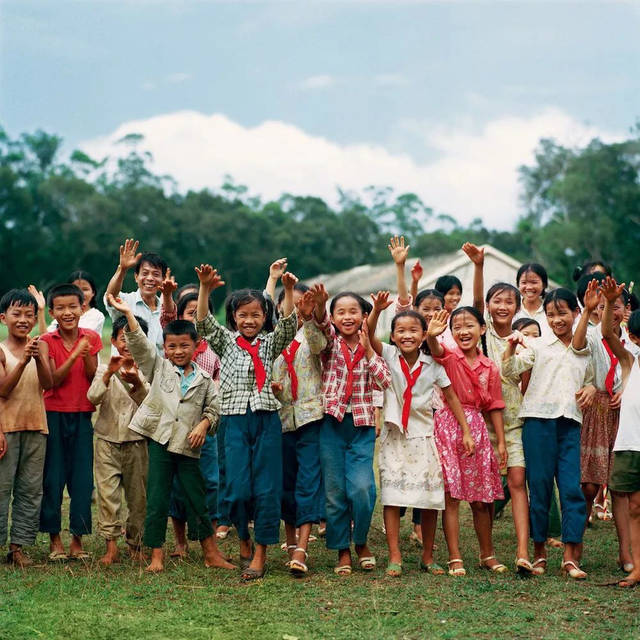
[1,504,638,640]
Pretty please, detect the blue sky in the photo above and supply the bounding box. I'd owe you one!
[2,1,639,228]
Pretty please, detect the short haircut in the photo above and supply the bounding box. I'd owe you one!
[177,291,211,318]
[176,283,199,302]
[435,275,463,296]
[277,282,309,306]
[575,272,606,306]
[486,283,521,312]
[135,252,168,277]
[572,260,611,282]
[68,270,98,308]
[543,288,579,313]
[512,317,541,335]
[628,310,640,339]
[329,292,372,316]
[225,289,271,332]
[0,289,38,314]
[47,283,84,309]
[163,319,198,342]
[112,314,148,339]
[516,263,548,297]
[629,292,639,312]
[415,288,444,308]
[449,306,488,356]
[391,310,429,355]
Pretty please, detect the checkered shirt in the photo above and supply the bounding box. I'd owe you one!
[315,312,391,427]
[196,311,298,415]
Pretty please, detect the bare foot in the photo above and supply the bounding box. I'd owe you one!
[99,540,120,566]
[129,547,147,564]
[169,543,188,559]
[69,535,85,557]
[8,546,33,568]
[205,551,237,570]
[145,548,165,573]
[337,548,352,569]
[355,543,373,562]
[49,533,66,556]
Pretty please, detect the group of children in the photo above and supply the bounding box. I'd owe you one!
[0,237,639,587]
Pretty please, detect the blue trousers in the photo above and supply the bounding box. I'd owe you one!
[319,414,376,550]
[281,420,324,527]
[39,412,93,536]
[216,420,231,527]
[522,417,586,544]
[169,433,219,534]
[223,409,282,545]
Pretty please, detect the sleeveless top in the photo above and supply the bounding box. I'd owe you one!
[613,356,640,452]
[0,343,48,433]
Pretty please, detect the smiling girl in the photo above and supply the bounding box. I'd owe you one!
[515,263,551,338]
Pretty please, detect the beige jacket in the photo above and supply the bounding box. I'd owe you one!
[87,364,149,443]
[125,325,219,458]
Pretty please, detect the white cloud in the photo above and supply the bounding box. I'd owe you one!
[299,74,336,90]
[80,108,621,230]
[165,72,191,84]
[374,73,408,87]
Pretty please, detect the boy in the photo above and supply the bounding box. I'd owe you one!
[87,315,150,566]
[104,238,167,355]
[107,293,235,573]
[0,289,53,567]
[39,283,102,560]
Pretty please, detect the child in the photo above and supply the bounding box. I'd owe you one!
[462,242,533,572]
[107,293,233,573]
[573,278,633,572]
[503,288,594,579]
[104,238,168,354]
[39,284,102,560]
[271,285,327,576]
[87,315,150,566]
[514,263,551,338]
[0,289,53,567]
[601,277,640,587]
[435,275,463,314]
[311,285,391,576]
[159,274,224,560]
[427,307,507,576]
[48,270,105,336]
[195,264,299,581]
[368,295,473,577]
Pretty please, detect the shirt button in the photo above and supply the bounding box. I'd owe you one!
[175,418,179,422]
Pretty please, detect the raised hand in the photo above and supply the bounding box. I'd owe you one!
[601,276,626,303]
[388,235,410,265]
[410,259,423,284]
[311,284,329,317]
[269,258,288,281]
[370,290,393,312]
[194,264,225,291]
[295,290,315,320]
[119,238,142,271]
[583,278,601,312]
[427,309,449,337]
[462,242,484,266]
[358,314,373,357]
[107,293,132,315]
[281,272,299,291]
[107,355,124,375]
[27,285,45,310]
[159,267,178,297]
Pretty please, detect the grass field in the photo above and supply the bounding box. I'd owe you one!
[1,501,638,640]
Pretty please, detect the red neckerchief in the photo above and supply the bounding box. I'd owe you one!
[281,339,301,401]
[194,339,208,357]
[399,357,423,431]
[236,336,266,392]
[601,337,619,398]
[339,339,365,403]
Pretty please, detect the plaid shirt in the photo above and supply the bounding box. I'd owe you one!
[196,311,298,415]
[315,312,391,427]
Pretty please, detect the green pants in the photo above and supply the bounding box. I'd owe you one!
[143,440,213,548]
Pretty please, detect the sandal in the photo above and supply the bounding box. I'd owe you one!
[333,564,352,576]
[479,555,508,574]
[618,561,635,573]
[531,557,547,576]
[546,537,564,549]
[317,524,326,537]
[48,550,68,562]
[216,528,230,540]
[69,550,91,561]
[618,577,639,588]
[289,548,309,576]
[358,556,376,571]
[561,560,587,580]
[420,561,445,575]
[385,562,403,577]
[515,558,533,575]
[447,559,466,576]
[409,531,423,547]
[282,544,297,567]
[241,565,267,581]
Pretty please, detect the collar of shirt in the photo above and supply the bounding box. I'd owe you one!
[176,361,200,396]
[232,330,267,346]
[133,289,161,315]
[450,346,487,371]
[50,327,92,343]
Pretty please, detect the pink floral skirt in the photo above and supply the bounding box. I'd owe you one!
[434,406,504,503]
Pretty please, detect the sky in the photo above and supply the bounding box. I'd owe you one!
[2,1,639,230]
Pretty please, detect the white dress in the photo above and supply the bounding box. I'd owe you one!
[378,343,448,510]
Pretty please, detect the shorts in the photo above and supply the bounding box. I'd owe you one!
[609,451,640,493]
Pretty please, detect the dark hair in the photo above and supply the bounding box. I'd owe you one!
[112,314,149,339]
[435,275,463,297]
[516,263,548,298]
[47,283,84,308]
[225,289,271,332]
[512,317,541,335]
[575,272,606,306]
[485,282,521,312]
[135,252,168,277]
[177,291,211,318]
[415,288,445,309]
[67,271,98,308]
[391,310,430,355]
[176,283,199,302]
[628,310,640,339]
[449,306,487,356]
[277,283,309,306]
[0,289,38,314]
[329,292,372,316]
[629,292,639,312]
[543,288,579,313]
[163,319,198,342]
[572,260,611,283]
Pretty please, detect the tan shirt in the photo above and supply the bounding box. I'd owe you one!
[0,343,47,434]
[87,364,149,443]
